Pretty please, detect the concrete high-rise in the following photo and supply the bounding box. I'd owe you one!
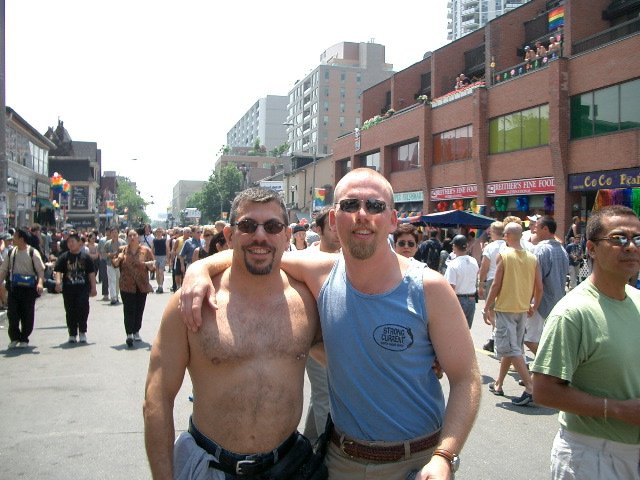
[448,0,531,40]
[226,95,289,151]
[286,41,393,156]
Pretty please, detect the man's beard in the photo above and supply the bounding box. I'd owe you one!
[242,244,275,275]
[346,237,376,260]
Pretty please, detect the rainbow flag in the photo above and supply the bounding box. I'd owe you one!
[106,200,115,217]
[313,188,326,211]
[548,6,564,30]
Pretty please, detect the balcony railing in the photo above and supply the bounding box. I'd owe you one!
[431,81,486,108]
[492,48,561,85]
[572,16,640,55]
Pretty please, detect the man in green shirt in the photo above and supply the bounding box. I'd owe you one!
[532,205,640,479]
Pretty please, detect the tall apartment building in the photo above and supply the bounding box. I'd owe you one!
[448,0,531,40]
[286,41,393,157]
[226,95,289,151]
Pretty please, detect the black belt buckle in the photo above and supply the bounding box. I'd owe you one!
[236,459,257,475]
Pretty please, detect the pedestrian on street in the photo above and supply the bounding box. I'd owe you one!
[105,228,126,305]
[112,228,155,347]
[532,205,640,480]
[54,232,97,344]
[484,222,543,406]
[445,234,479,328]
[0,228,45,348]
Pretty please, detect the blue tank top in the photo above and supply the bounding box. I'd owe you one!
[318,256,445,441]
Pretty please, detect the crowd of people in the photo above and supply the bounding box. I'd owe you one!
[1,221,234,349]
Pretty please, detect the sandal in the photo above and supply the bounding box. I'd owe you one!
[489,382,504,396]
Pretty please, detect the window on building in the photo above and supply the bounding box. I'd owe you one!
[323,145,329,154]
[324,70,330,80]
[356,72,362,83]
[324,101,329,112]
[339,116,345,127]
[489,105,549,154]
[340,71,346,82]
[362,152,380,171]
[324,87,329,97]
[434,125,473,163]
[571,78,640,138]
[340,87,345,99]
[392,141,420,172]
[323,115,329,126]
[355,118,361,128]
[340,102,345,113]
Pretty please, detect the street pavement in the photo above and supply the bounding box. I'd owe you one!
[1,277,559,480]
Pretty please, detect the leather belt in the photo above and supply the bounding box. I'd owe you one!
[456,293,476,298]
[330,429,440,462]
[188,417,296,476]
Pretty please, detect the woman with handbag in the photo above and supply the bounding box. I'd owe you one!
[112,228,155,347]
[0,228,45,349]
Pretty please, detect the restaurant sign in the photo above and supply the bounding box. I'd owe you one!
[394,190,424,203]
[430,184,478,201]
[568,168,640,192]
[486,177,555,197]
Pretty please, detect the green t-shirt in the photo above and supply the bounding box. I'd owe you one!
[531,279,640,445]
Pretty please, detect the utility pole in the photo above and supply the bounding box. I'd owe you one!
[0,0,7,233]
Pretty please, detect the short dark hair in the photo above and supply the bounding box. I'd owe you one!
[586,205,637,242]
[538,215,557,234]
[429,230,439,239]
[229,187,288,226]
[393,224,418,243]
[315,206,332,233]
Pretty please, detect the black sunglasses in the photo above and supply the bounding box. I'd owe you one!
[232,218,287,235]
[397,240,416,248]
[337,198,387,215]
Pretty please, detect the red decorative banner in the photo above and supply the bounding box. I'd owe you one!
[430,184,478,201]
[485,177,555,197]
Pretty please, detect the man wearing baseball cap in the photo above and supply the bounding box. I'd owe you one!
[444,234,479,328]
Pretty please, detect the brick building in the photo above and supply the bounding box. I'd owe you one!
[331,0,640,236]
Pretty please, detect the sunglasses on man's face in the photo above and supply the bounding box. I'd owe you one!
[337,198,387,215]
[397,240,416,248]
[232,218,287,235]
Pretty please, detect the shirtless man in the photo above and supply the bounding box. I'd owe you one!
[181,169,481,480]
[143,188,321,480]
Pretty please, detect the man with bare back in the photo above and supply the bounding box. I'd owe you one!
[143,187,322,480]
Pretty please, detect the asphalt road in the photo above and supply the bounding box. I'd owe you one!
[0,278,559,480]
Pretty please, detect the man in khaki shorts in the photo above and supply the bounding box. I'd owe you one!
[484,222,542,406]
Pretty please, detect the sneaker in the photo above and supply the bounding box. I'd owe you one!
[110,299,119,305]
[68,335,77,344]
[17,341,28,348]
[512,391,533,406]
[133,332,141,342]
[8,340,19,349]
[126,334,134,347]
[156,287,163,294]
[482,339,494,352]
[79,333,87,343]
[102,295,109,301]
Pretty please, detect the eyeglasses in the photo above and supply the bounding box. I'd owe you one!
[396,240,416,248]
[203,233,213,238]
[232,218,287,235]
[593,234,640,247]
[337,198,387,215]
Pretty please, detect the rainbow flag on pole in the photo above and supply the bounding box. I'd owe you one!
[106,200,115,217]
[548,6,564,30]
[313,188,326,211]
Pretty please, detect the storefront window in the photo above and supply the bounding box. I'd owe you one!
[489,105,549,153]
[433,125,472,163]
[571,78,640,138]
[594,87,619,135]
[362,152,380,172]
[620,78,640,131]
[392,141,419,172]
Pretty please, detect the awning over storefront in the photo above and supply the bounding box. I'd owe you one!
[37,198,54,209]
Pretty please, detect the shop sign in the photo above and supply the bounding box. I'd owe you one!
[71,186,89,209]
[486,177,555,197]
[259,180,283,192]
[354,128,361,152]
[430,184,478,201]
[394,190,424,203]
[37,181,50,198]
[568,168,640,192]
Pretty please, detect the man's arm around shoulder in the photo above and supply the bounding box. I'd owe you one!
[421,270,481,478]
[144,293,190,479]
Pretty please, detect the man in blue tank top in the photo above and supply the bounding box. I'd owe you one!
[180,169,481,480]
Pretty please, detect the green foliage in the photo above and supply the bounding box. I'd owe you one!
[116,177,150,226]
[188,165,242,223]
[269,142,289,157]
